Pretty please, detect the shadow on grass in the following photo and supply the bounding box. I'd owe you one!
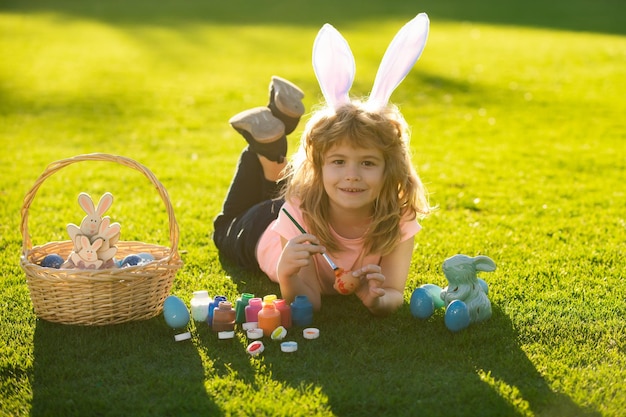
[31,318,220,417]
[1,0,624,35]
[29,258,603,416]
[215,261,602,416]
[272,302,602,417]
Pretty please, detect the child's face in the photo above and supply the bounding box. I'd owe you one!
[321,142,385,215]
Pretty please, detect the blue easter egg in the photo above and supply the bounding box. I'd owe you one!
[41,254,64,269]
[120,254,142,268]
[445,300,470,332]
[477,278,489,295]
[410,287,434,319]
[420,283,445,309]
[137,252,155,263]
[163,295,190,329]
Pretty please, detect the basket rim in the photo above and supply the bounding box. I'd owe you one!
[20,153,180,263]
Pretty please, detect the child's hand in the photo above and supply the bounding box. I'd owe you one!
[277,233,326,278]
[353,264,386,309]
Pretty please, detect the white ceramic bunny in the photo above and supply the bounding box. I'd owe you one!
[313,13,429,112]
[66,192,114,244]
[440,255,496,324]
[66,235,104,269]
[91,216,121,267]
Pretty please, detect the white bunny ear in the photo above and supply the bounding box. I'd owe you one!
[312,23,356,110]
[367,13,430,109]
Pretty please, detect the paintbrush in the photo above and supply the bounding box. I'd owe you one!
[281,208,361,295]
[281,208,340,272]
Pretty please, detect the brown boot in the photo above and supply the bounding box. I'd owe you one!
[268,76,305,135]
[229,107,287,163]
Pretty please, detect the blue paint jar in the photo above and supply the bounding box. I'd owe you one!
[290,295,313,327]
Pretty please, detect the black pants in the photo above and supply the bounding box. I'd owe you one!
[213,148,284,271]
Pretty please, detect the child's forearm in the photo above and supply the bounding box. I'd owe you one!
[278,273,306,303]
[278,273,321,310]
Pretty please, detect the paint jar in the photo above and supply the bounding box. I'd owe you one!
[273,299,292,329]
[258,303,281,337]
[190,290,211,322]
[235,293,254,324]
[291,295,313,327]
[208,295,227,327]
[212,301,236,332]
[263,294,278,306]
[245,297,263,323]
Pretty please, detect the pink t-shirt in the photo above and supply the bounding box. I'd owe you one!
[256,200,421,294]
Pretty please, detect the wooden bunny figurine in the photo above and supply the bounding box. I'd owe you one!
[66,192,114,244]
[64,192,121,269]
[65,235,104,269]
[91,216,121,268]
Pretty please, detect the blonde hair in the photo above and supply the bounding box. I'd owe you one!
[283,102,431,255]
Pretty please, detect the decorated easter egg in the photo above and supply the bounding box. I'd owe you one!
[163,295,190,329]
[41,254,64,269]
[445,300,470,332]
[420,283,445,309]
[410,287,434,319]
[333,269,359,295]
[121,254,142,268]
[477,278,489,295]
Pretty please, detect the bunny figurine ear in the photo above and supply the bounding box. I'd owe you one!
[367,13,430,109]
[473,255,497,272]
[78,193,96,215]
[96,192,114,216]
[312,23,356,110]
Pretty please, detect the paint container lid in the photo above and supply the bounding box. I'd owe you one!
[242,322,258,330]
[271,326,287,341]
[303,328,320,339]
[246,341,264,356]
[218,331,235,340]
[174,332,192,342]
[246,328,264,339]
[280,341,298,353]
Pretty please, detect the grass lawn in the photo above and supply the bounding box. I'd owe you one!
[1,0,625,416]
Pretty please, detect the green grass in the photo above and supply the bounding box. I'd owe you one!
[1,0,625,416]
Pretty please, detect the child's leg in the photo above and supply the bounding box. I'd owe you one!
[268,76,305,136]
[229,107,287,163]
[228,76,305,163]
[213,148,284,269]
[214,77,304,270]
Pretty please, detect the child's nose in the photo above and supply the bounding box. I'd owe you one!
[344,164,361,180]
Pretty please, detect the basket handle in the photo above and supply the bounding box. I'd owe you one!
[21,153,179,259]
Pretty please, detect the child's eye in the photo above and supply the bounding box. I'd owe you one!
[362,160,376,167]
[331,159,345,165]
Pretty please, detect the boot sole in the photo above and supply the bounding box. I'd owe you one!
[229,107,285,143]
[271,76,305,118]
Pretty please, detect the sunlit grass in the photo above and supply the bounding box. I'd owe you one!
[1,1,625,416]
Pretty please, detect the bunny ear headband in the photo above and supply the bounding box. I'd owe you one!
[313,13,429,111]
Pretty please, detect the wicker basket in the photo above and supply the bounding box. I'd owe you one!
[20,153,183,326]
